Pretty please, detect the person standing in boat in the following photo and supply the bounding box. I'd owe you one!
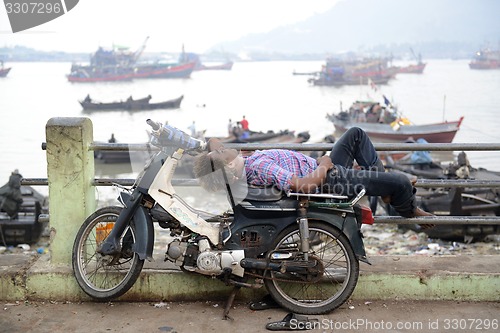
[227,119,233,136]
[240,115,249,132]
[240,116,250,139]
[188,121,197,137]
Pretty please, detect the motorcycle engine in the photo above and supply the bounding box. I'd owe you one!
[166,238,245,277]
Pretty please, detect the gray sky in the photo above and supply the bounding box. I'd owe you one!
[1,0,339,53]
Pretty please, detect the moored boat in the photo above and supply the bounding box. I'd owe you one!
[133,95,183,110]
[469,48,500,70]
[133,62,196,78]
[80,95,183,111]
[392,62,426,74]
[327,100,464,143]
[310,74,391,86]
[308,55,396,87]
[67,39,196,82]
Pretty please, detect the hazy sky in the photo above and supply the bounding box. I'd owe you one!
[0,0,339,53]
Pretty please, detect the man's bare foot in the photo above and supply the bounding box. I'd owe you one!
[414,207,435,229]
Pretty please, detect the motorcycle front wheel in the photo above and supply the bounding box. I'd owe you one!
[264,221,359,315]
[72,206,144,300]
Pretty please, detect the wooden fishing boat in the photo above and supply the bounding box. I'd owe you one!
[310,74,391,86]
[327,101,464,143]
[393,62,426,74]
[133,95,183,110]
[80,95,183,111]
[133,62,196,78]
[469,49,500,70]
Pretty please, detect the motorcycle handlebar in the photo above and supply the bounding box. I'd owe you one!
[146,119,161,131]
[147,119,207,151]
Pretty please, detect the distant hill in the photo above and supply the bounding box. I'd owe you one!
[212,0,500,59]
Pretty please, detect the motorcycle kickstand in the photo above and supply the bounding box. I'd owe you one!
[222,286,240,320]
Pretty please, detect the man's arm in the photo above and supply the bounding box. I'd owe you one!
[290,156,333,193]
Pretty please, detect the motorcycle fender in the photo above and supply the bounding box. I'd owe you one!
[120,192,154,261]
[132,206,155,261]
[307,210,370,265]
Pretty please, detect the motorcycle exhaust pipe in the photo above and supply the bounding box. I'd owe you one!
[240,258,282,271]
[241,258,348,282]
[240,258,312,273]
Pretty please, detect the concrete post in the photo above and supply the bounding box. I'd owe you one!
[45,117,96,265]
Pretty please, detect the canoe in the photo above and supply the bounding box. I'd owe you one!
[80,95,183,111]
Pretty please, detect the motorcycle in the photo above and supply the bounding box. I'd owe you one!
[72,119,374,318]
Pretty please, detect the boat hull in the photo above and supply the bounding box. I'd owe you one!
[0,67,12,77]
[68,62,196,82]
[310,75,391,86]
[395,63,426,74]
[134,62,195,78]
[469,61,500,70]
[81,95,183,111]
[332,117,464,143]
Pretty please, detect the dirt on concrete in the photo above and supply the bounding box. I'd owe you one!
[0,299,498,333]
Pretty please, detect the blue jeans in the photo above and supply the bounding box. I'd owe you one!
[324,127,416,218]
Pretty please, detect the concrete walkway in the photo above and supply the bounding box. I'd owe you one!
[1,253,499,332]
[1,253,499,302]
[0,299,498,333]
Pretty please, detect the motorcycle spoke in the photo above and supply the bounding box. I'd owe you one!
[267,224,358,312]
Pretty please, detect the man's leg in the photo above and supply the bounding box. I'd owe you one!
[329,127,384,171]
[326,166,416,215]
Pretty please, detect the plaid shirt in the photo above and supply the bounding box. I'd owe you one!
[244,150,318,191]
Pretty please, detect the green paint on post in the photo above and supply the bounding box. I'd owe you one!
[45,117,96,265]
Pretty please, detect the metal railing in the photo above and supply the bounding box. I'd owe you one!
[32,141,500,226]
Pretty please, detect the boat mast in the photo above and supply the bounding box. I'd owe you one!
[133,36,150,64]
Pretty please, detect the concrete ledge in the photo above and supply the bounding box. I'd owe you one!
[354,255,500,301]
[1,254,499,302]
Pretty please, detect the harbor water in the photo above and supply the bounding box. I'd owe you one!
[0,59,500,200]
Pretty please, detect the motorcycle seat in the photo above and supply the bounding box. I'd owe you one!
[245,185,284,201]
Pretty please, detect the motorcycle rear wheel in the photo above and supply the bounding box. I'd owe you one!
[72,206,144,300]
[264,221,359,315]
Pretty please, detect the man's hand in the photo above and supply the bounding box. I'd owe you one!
[317,155,334,171]
[290,155,334,193]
